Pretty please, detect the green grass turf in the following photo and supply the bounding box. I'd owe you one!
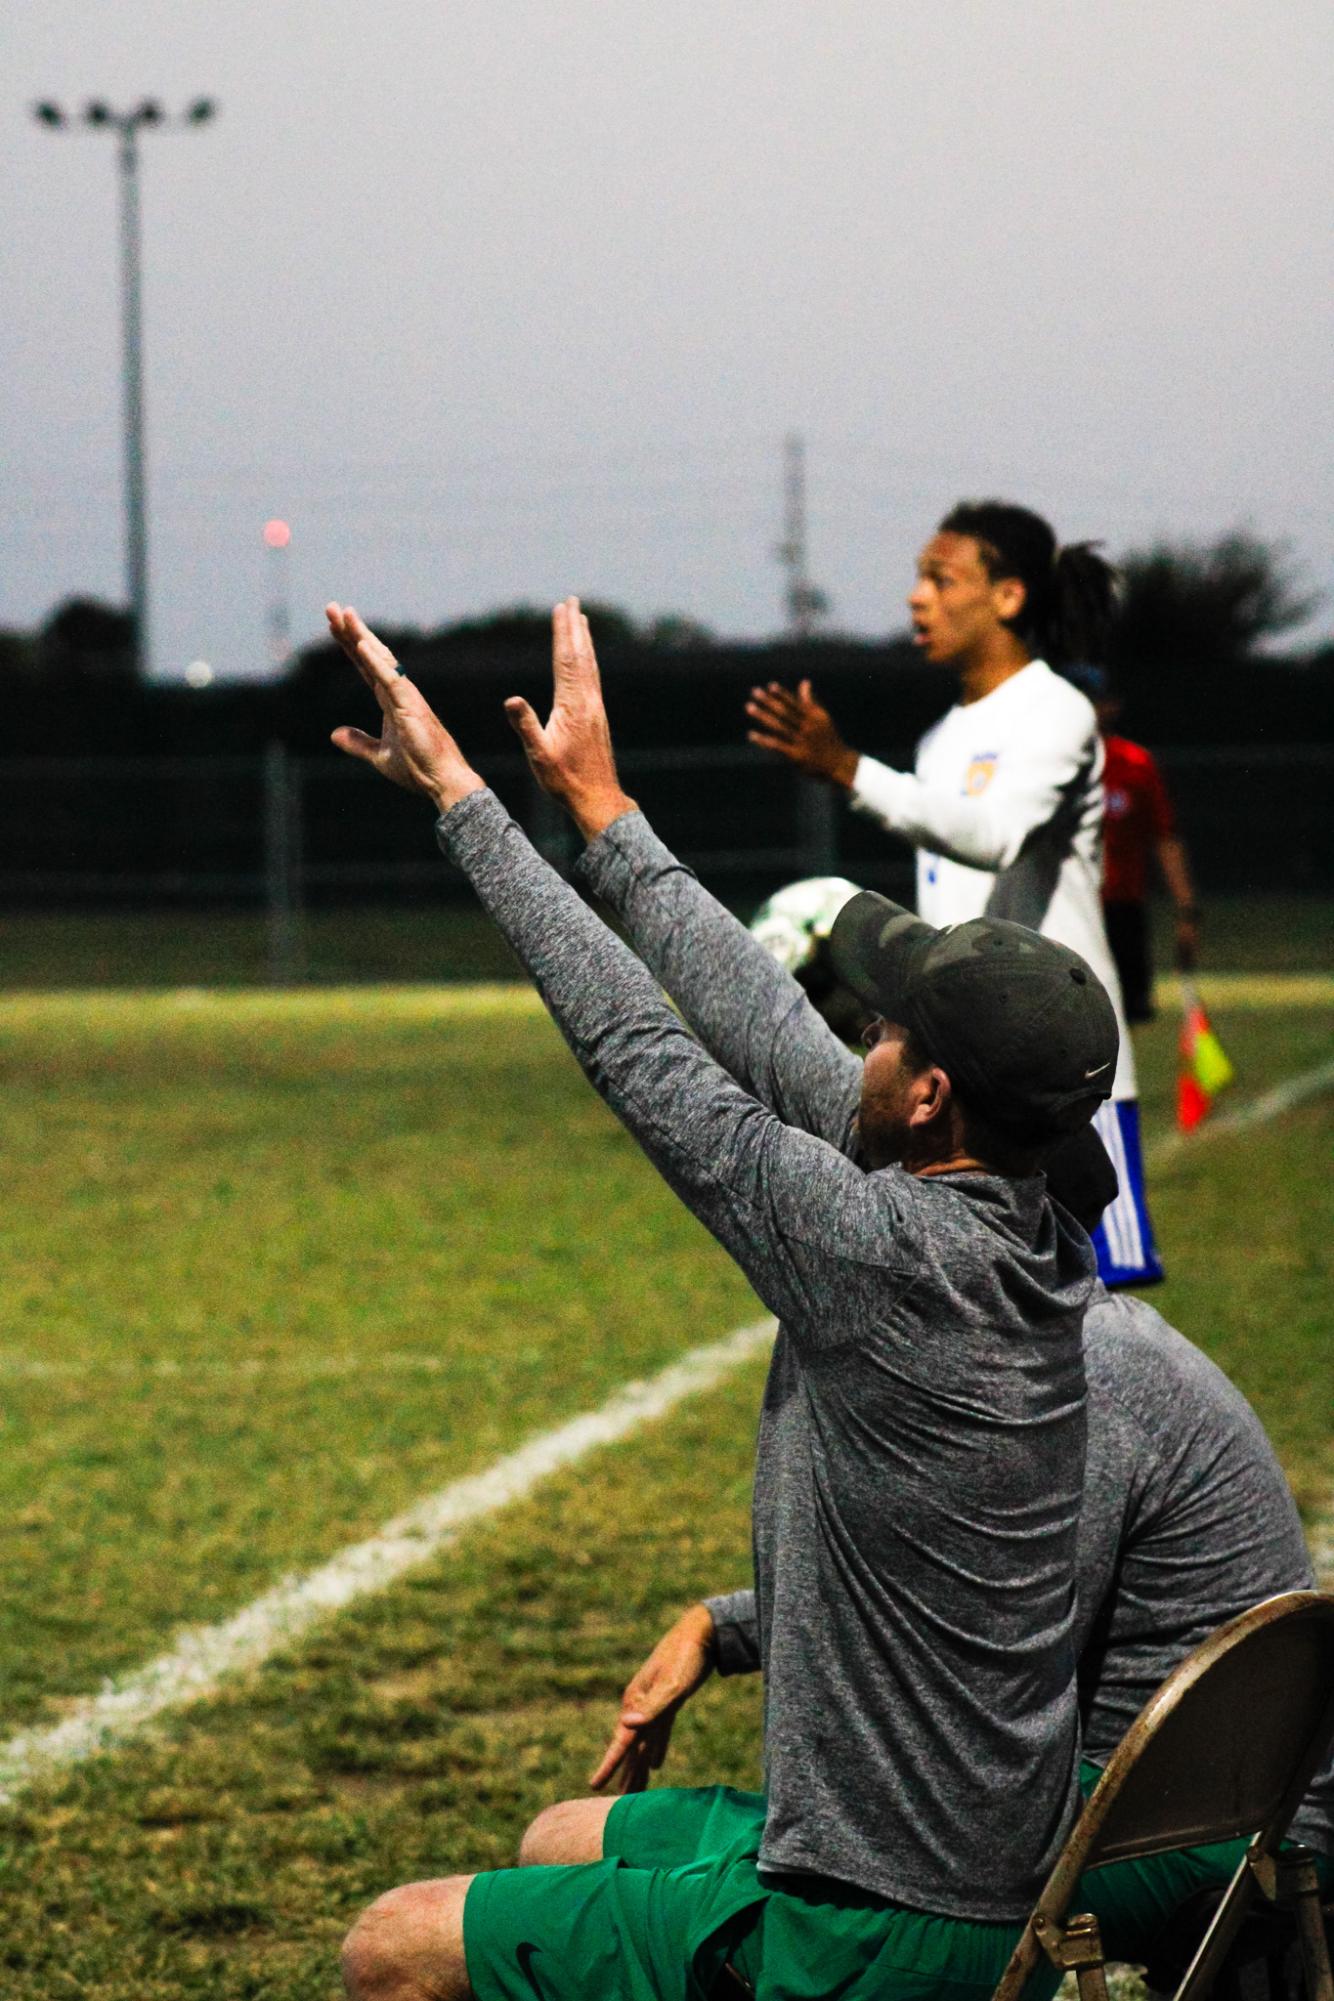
[0,989,756,1732]
[0,987,1328,1998]
[0,891,1329,988]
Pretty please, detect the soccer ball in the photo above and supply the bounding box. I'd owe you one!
[748,876,862,977]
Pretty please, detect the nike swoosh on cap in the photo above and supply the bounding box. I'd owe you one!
[1084,1061,1112,1078]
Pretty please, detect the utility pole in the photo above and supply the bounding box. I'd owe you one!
[774,433,829,641]
[263,518,293,672]
[33,97,218,679]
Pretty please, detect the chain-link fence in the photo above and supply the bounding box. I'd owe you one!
[1,744,1329,981]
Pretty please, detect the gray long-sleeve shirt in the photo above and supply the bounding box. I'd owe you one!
[553,804,1333,1862]
[437,790,1095,1921]
[707,1297,1334,1860]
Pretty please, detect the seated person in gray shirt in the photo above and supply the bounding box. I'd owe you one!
[586,1285,1332,1971]
[328,598,1118,2001]
[556,897,1331,1965]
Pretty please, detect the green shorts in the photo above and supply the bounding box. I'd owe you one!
[1075,1761,1332,1965]
[462,1786,1058,2001]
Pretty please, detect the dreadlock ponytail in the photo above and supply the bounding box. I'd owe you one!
[940,500,1121,666]
[1048,541,1120,667]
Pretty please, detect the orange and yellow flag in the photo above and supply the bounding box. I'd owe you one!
[1177,979,1235,1132]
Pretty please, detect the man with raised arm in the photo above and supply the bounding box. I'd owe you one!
[328,597,1117,2001]
[548,871,1333,1962]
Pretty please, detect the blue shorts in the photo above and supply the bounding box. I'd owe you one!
[1090,1099,1164,1287]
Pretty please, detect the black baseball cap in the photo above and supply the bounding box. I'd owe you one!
[828,892,1120,1141]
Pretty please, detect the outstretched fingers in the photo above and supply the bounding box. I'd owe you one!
[550,597,603,704]
[588,1719,637,1792]
[572,605,602,691]
[551,597,577,692]
[746,681,804,723]
[747,698,807,758]
[325,603,406,705]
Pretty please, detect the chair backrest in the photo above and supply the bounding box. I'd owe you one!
[1044,1593,1334,1909]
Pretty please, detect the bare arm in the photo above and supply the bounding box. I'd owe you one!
[1157,833,1201,971]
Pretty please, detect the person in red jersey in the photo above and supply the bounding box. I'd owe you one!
[1070,667,1200,1023]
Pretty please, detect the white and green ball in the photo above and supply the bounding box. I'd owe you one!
[748,876,862,977]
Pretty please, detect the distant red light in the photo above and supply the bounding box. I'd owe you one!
[263,518,291,549]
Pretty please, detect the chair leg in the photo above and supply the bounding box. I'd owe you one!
[1060,1912,1112,2001]
[1174,1848,1259,2001]
[1275,1850,1334,2001]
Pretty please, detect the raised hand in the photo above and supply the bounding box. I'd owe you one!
[588,1604,716,1795]
[504,598,636,842]
[326,604,484,813]
[745,678,859,789]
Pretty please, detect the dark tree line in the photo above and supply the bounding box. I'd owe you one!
[0,597,137,687]
[2,534,1330,757]
[1111,532,1320,679]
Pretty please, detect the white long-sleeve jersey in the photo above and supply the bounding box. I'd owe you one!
[850,659,1136,1099]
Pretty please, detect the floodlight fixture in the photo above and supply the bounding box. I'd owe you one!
[33,95,219,678]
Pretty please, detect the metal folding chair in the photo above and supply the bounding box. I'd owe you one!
[992,1591,1334,2001]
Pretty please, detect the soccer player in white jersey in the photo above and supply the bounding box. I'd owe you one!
[745,498,1161,1286]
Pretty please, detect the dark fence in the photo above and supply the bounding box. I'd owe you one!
[1,742,1330,945]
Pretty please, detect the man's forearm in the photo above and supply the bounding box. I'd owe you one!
[576,811,860,1147]
[1157,835,1196,911]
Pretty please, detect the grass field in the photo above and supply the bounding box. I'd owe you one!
[0,971,1329,1999]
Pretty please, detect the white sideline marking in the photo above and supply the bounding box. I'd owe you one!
[1146,1056,1334,1169]
[0,1316,776,1806]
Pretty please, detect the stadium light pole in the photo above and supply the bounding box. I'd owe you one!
[32,97,218,678]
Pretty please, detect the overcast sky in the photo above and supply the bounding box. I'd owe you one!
[5,0,1332,681]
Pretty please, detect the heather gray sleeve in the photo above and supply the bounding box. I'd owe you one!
[436,791,913,1332]
[575,811,862,1149]
[704,1588,761,1676]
